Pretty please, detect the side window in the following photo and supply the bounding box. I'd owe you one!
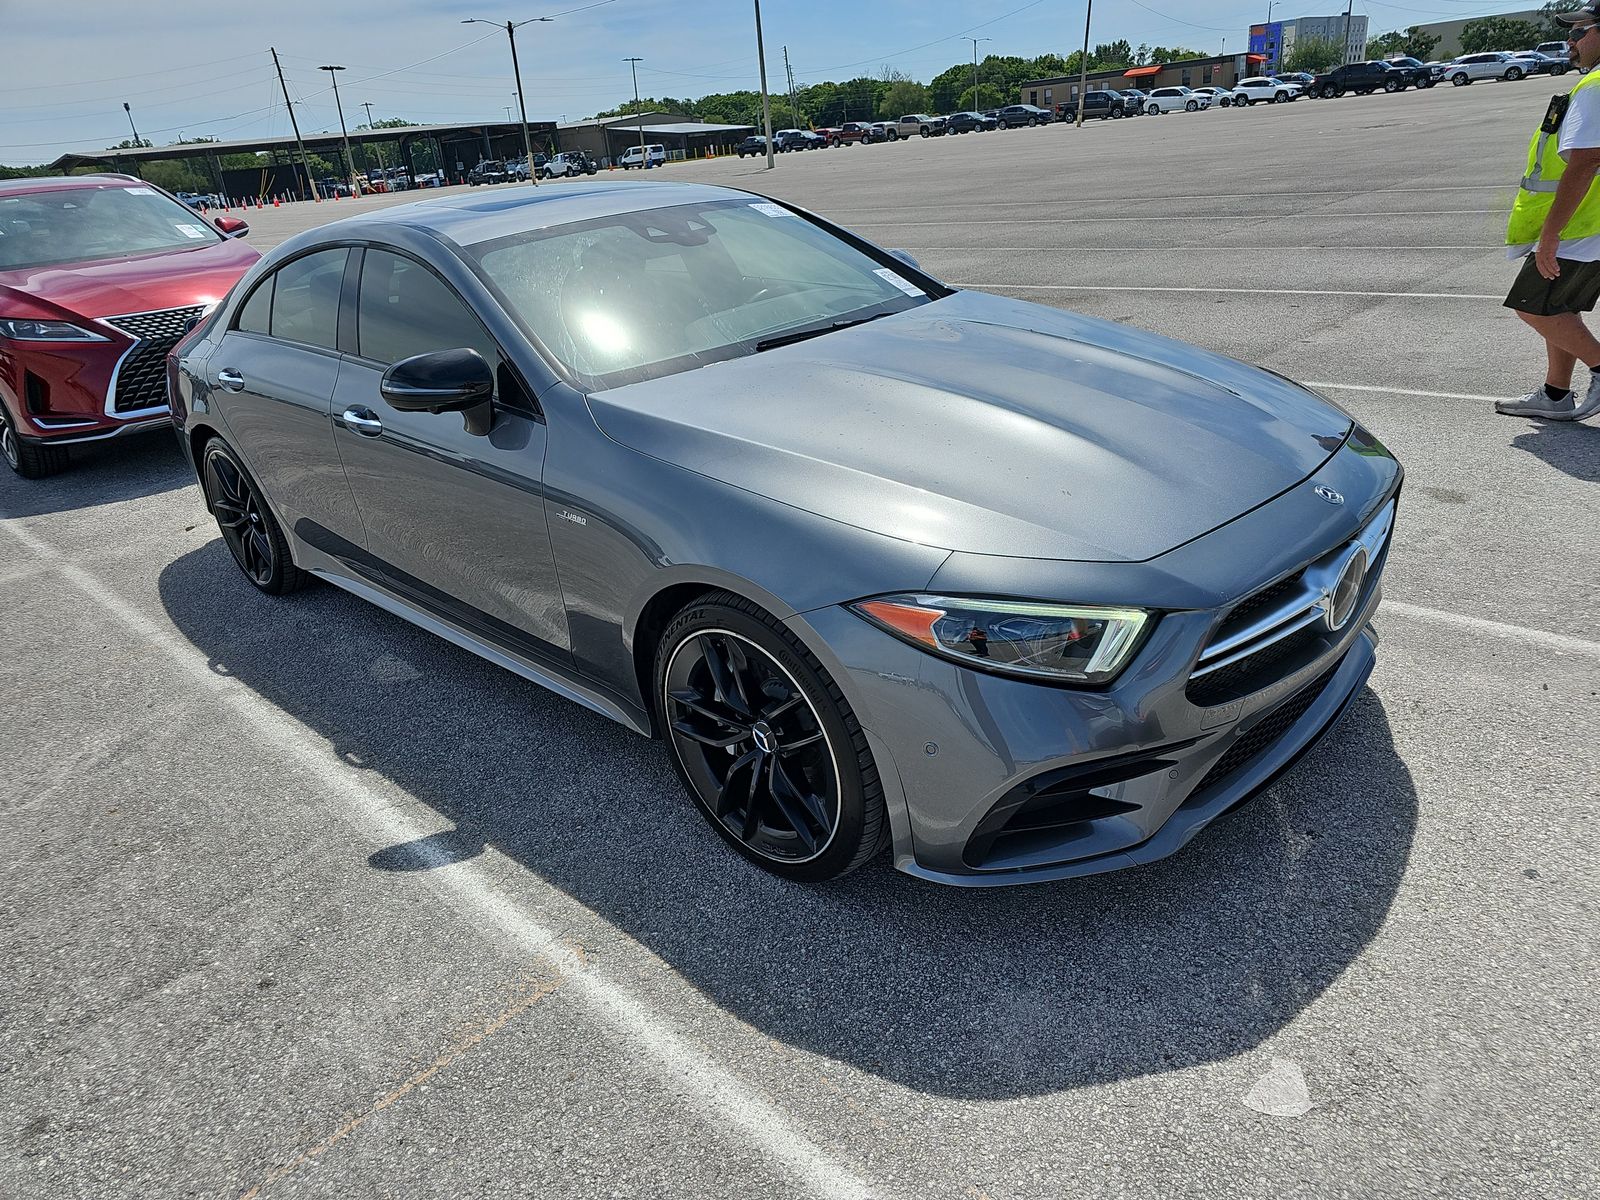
[268,248,348,351]
[357,249,500,372]
[236,275,273,335]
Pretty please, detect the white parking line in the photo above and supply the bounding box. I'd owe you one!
[0,518,882,1200]
[953,284,1502,300]
[848,211,1501,225]
[1384,600,1600,661]
[828,184,1512,210]
[905,246,1501,252]
[1303,382,1510,402]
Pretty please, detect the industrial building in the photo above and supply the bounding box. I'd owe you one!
[1249,13,1370,73]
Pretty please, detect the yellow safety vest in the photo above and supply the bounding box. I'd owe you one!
[1507,67,1600,245]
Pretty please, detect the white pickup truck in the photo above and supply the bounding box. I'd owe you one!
[892,113,943,139]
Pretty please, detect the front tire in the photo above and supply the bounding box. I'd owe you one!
[1505,67,1523,81]
[202,440,307,595]
[1147,103,1160,115]
[1185,100,1198,111]
[0,410,69,479]
[655,593,888,882]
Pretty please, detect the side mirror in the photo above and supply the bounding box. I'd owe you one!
[887,248,921,272]
[214,216,249,239]
[380,348,495,435]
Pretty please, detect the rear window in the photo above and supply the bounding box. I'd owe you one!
[0,185,223,270]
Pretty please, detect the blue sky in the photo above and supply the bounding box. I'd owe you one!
[2,0,1536,164]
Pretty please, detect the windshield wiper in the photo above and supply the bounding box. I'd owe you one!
[754,311,892,352]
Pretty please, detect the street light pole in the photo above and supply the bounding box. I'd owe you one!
[318,65,359,194]
[625,56,646,167]
[121,102,143,178]
[464,16,553,186]
[966,37,991,109]
[1075,0,1093,128]
[754,0,775,170]
[362,101,385,170]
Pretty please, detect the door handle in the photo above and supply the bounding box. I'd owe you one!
[342,406,384,437]
[216,368,245,392]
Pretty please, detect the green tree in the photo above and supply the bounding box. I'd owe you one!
[1145,45,1205,63]
[878,80,929,118]
[1093,40,1134,68]
[1368,28,1439,59]
[1459,17,1542,54]
[1285,35,1344,73]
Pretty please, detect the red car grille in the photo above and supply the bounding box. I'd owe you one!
[105,306,205,414]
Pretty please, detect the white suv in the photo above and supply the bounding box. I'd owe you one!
[1444,52,1525,84]
[1144,86,1211,114]
[1232,76,1301,105]
[619,143,667,169]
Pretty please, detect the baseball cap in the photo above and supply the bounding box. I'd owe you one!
[1556,2,1600,25]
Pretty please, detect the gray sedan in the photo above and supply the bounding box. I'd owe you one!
[171,181,1401,886]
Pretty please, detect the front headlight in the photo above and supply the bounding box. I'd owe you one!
[849,594,1154,686]
[0,318,111,343]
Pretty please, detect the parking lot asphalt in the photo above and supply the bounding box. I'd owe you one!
[3,79,1596,1199]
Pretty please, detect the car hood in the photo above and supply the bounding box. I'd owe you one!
[0,237,259,322]
[585,291,1351,562]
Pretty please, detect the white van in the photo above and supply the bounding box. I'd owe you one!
[619,143,667,169]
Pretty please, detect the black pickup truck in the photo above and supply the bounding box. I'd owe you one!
[1380,57,1438,88]
[1056,90,1134,121]
[1310,61,1410,98]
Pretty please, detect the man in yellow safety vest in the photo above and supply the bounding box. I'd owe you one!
[1499,0,1600,421]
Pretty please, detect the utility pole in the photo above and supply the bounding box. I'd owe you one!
[1075,0,1093,128]
[783,46,797,127]
[318,65,359,194]
[463,16,553,186]
[1342,0,1355,63]
[625,57,647,166]
[966,37,991,110]
[270,47,314,201]
[754,1,775,169]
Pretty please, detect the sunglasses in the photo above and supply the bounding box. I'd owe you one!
[1570,23,1600,40]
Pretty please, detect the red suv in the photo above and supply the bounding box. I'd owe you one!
[0,175,259,478]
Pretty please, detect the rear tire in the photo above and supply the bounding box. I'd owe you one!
[1453,73,1470,86]
[0,411,69,479]
[654,592,889,882]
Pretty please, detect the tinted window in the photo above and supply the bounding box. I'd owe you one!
[357,249,499,369]
[236,275,273,335]
[268,248,347,351]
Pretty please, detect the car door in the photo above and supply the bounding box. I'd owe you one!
[330,246,569,659]
[208,246,367,553]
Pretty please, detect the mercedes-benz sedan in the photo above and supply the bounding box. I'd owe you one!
[170,181,1401,886]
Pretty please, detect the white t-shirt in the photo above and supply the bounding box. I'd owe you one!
[1508,70,1600,262]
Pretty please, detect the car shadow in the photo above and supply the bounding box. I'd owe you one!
[0,433,192,519]
[158,544,1417,1100]
[1510,420,1600,483]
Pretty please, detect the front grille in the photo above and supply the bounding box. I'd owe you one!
[1187,499,1395,706]
[1194,660,1341,794]
[105,306,204,414]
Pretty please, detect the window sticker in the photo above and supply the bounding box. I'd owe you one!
[748,201,791,218]
[125,187,156,195]
[174,223,207,239]
[874,267,923,297]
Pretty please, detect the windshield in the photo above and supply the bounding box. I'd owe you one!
[0,184,223,271]
[469,198,934,389]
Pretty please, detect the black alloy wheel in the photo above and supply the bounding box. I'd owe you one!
[202,441,306,595]
[656,594,887,881]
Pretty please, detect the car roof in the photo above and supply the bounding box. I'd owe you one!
[294,180,765,249]
[0,173,144,196]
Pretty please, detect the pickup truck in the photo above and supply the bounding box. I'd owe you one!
[1057,90,1132,121]
[822,122,874,145]
[1310,61,1404,98]
[893,113,945,138]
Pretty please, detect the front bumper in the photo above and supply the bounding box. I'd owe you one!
[787,435,1401,886]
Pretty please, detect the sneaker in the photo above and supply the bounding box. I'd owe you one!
[1560,373,1600,421]
[1495,386,1576,418]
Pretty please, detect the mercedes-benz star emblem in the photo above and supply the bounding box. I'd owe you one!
[1324,548,1369,632]
[1314,485,1345,505]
